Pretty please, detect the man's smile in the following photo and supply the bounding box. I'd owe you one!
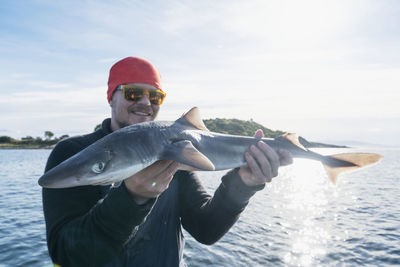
[129,104,154,117]
[132,110,152,116]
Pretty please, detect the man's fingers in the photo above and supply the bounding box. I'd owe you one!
[240,129,290,186]
[254,129,264,139]
[151,161,179,191]
[257,142,280,177]
[159,161,180,181]
[127,160,179,194]
[245,152,265,178]
[137,160,172,178]
[151,160,174,173]
[249,145,272,179]
[278,149,293,166]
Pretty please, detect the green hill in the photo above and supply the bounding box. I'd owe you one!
[203,118,284,137]
[203,118,347,148]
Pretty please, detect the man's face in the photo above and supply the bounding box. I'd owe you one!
[109,84,160,130]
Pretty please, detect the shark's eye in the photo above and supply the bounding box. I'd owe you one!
[92,162,106,174]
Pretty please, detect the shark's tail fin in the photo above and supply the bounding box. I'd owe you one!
[322,153,382,184]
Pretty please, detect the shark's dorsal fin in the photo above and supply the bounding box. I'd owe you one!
[280,133,307,151]
[180,107,209,131]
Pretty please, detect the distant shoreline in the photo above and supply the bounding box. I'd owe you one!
[0,140,348,150]
[297,137,349,149]
[0,144,55,150]
[0,118,349,150]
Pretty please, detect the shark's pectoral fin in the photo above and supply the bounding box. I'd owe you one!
[161,140,215,171]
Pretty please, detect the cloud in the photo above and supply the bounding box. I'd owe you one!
[10,73,35,79]
[160,1,222,35]
[367,128,383,133]
[27,80,70,89]
[0,83,110,138]
[1,0,399,145]
[97,58,118,63]
[0,85,105,105]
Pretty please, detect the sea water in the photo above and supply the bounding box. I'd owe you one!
[0,147,399,266]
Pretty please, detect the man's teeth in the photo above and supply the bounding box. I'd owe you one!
[133,111,150,116]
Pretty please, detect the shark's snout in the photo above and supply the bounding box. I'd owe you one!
[38,165,82,188]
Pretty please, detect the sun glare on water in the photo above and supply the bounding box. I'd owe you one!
[275,159,335,266]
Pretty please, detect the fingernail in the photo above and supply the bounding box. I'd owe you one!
[258,141,268,148]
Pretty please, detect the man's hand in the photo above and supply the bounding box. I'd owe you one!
[124,160,180,204]
[238,130,293,187]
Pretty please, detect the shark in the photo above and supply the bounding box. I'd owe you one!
[38,107,382,188]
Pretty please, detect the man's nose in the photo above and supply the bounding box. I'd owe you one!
[136,94,151,105]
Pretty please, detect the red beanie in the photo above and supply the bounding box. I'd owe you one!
[107,57,162,102]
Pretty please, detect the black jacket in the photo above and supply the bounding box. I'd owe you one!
[42,118,264,266]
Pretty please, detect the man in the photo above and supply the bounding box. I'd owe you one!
[42,57,292,266]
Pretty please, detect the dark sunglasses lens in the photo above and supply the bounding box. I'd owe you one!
[149,91,165,105]
[124,87,165,105]
[124,88,144,101]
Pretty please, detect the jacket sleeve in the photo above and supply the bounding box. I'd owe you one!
[178,169,264,245]
[42,140,155,266]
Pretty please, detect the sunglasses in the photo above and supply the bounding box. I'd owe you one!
[117,85,166,105]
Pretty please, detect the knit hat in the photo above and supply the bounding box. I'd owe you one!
[107,57,162,102]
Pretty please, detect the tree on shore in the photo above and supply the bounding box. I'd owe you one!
[94,124,101,132]
[59,134,70,140]
[44,131,54,140]
[0,136,13,143]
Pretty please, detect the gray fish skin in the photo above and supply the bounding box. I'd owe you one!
[38,108,364,188]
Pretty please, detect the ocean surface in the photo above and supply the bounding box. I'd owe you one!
[0,147,399,266]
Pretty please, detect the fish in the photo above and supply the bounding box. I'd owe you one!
[38,107,382,188]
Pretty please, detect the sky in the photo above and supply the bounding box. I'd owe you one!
[0,0,399,146]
